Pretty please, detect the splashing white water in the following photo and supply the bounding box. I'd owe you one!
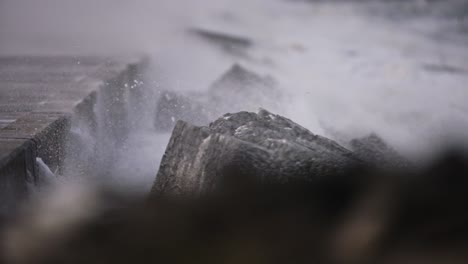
[2,0,468,191]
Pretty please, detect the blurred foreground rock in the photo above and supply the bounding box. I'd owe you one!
[6,149,468,264]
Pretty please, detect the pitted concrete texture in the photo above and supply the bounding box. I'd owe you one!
[0,56,144,216]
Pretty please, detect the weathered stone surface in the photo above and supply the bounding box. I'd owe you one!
[154,64,280,132]
[0,112,71,174]
[152,109,361,196]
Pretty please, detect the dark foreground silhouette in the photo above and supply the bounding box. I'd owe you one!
[3,150,468,264]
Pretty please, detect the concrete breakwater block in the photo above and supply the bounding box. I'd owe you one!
[0,139,36,215]
[350,133,410,169]
[154,90,211,131]
[0,55,147,216]
[208,64,279,112]
[0,112,71,174]
[152,109,362,196]
[154,64,281,132]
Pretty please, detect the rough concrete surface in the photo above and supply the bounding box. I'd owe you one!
[0,55,145,216]
[153,109,362,196]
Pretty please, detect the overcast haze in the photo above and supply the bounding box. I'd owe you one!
[2,0,468,176]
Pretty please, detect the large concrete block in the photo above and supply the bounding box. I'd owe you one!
[154,90,211,131]
[0,57,88,208]
[0,139,35,217]
[154,64,281,132]
[0,55,146,215]
[0,112,71,173]
[350,133,410,169]
[152,109,361,196]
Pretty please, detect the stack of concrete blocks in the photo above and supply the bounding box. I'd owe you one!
[0,56,146,216]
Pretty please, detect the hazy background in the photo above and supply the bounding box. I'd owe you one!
[2,0,468,190]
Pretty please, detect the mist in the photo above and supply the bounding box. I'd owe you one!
[2,0,468,190]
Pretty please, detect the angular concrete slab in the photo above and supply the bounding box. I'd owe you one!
[0,55,146,216]
[0,139,35,217]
